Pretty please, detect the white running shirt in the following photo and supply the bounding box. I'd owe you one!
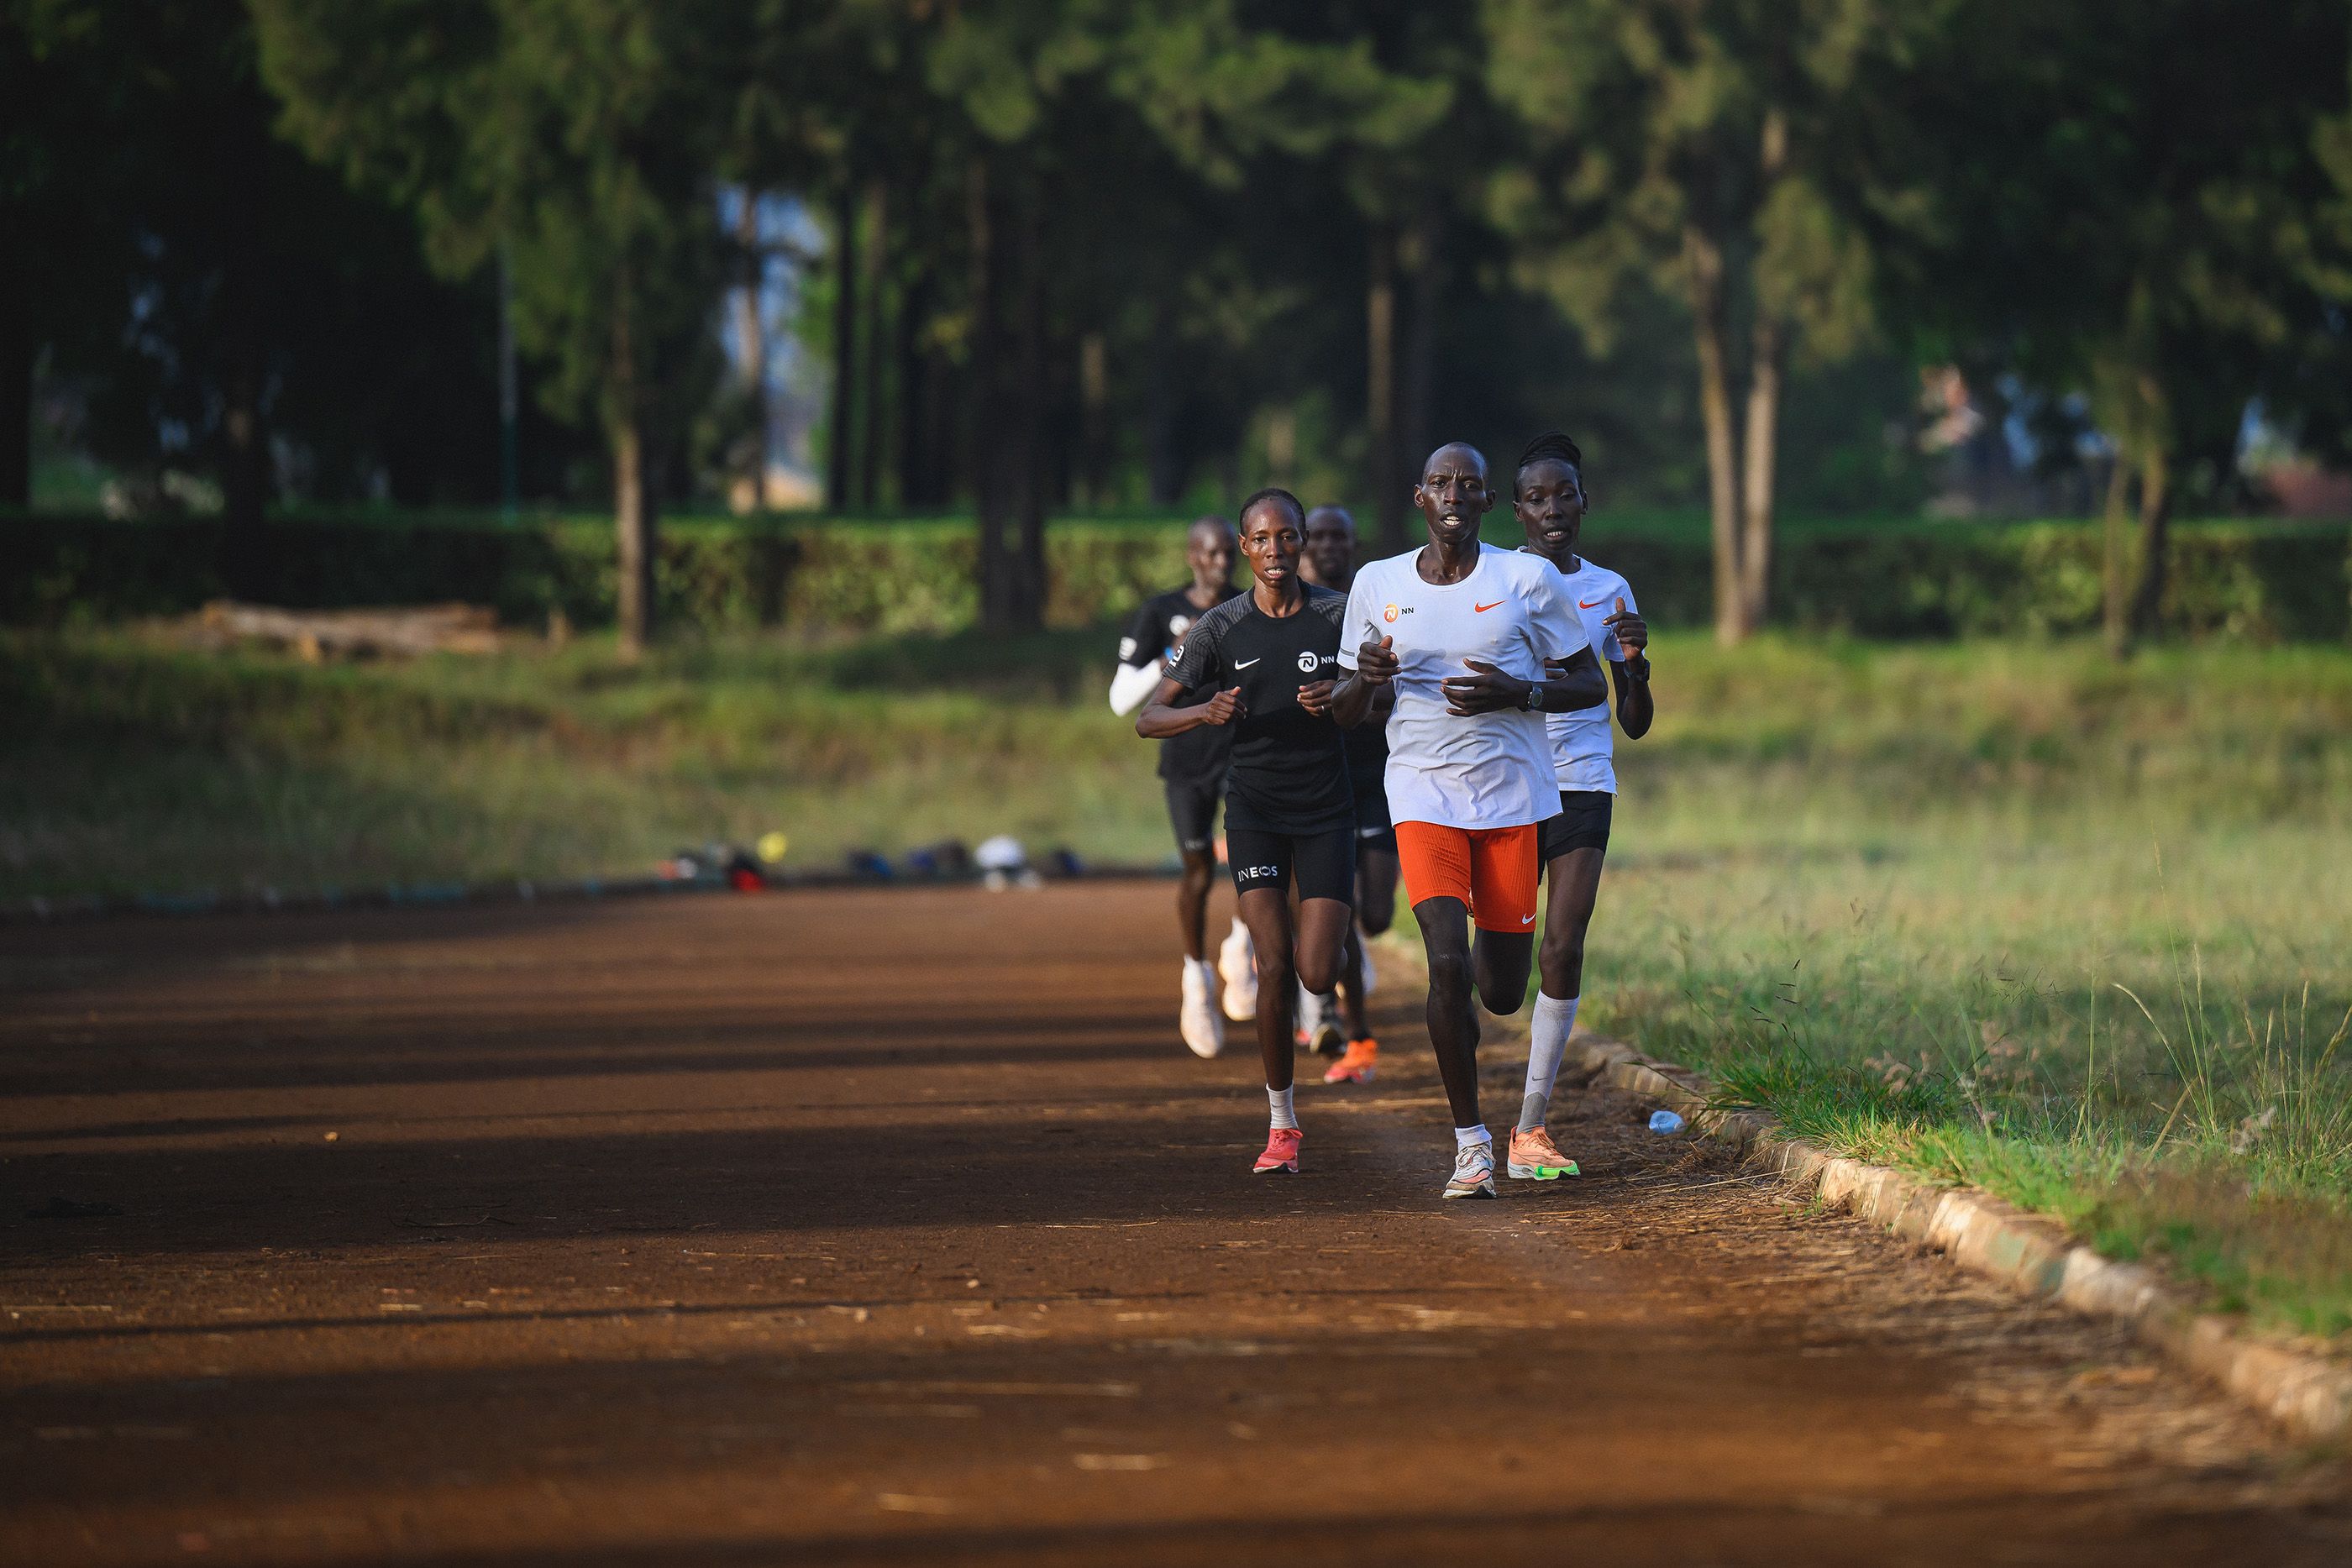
[1541,555,1638,794]
[1338,543,1582,831]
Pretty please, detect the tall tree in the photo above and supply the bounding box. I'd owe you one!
[256,0,729,653]
[1847,0,2352,654]
[1486,0,1881,642]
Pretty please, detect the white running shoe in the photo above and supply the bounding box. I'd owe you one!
[1443,1139,1498,1199]
[1179,961,1225,1059]
[1218,920,1257,1021]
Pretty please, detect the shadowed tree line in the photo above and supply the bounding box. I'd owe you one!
[8,1,2352,653]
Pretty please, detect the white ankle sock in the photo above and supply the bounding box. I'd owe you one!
[1518,993,1579,1133]
[1453,1124,1491,1150]
[1268,1086,1299,1130]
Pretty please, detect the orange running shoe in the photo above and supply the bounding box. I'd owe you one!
[1322,1036,1378,1084]
[1507,1125,1580,1181]
[1253,1125,1303,1174]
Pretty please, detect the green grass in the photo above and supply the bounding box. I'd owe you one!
[0,624,1179,899]
[1585,637,2352,1341]
[5,622,2351,1341]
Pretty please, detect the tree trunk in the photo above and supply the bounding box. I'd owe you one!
[2100,450,2132,658]
[730,192,769,506]
[855,180,888,510]
[0,246,29,507]
[921,343,954,508]
[1077,330,1109,509]
[613,417,655,658]
[2127,441,2172,640]
[1009,184,1047,630]
[1738,313,1786,636]
[895,268,932,508]
[611,285,655,657]
[218,331,269,598]
[1401,211,1442,491]
[1367,223,1402,553]
[1684,224,1744,646]
[825,184,858,512]
[968,155,1014,630]
[1145,310,1180,505]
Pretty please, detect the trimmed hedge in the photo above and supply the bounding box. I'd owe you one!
[5,511,2347,642]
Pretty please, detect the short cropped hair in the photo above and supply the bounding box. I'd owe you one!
[1237,486,1306,530]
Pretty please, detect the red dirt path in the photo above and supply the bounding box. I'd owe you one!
[2,884,2346,1565]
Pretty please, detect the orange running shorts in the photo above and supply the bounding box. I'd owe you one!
[1394,821,1541,933]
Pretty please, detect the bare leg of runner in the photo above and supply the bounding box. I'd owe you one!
[1336,842,1399,1042]
[1176,847,1215,961]
[1472,929,1534,1016]
[1239,893,1352,1088]
[1515,846,1605,1157]
[1538,847,1604,1002]
[1238,888,1299,1094]
[1413,897,1482,1130]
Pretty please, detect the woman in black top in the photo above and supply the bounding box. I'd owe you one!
[1139,488,1353,1175]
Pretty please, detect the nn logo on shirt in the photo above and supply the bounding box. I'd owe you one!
[1382,603,1414,622]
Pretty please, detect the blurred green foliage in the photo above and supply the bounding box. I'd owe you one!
[8,511,2345,642]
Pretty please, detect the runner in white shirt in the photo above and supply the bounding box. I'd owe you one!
[1509,432,1655,1183]
[1331,442,1606,1199]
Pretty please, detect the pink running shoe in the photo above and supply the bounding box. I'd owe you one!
[1253,1126,1303,1174]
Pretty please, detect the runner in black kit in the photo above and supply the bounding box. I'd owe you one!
[1110,517,1242,1059]
[1138,489,1352,1174]
[1301,504,1395,1084]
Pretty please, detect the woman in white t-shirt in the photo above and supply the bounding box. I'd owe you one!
[1507,431,1654,1176]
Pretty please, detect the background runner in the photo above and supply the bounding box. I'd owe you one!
[1110,516,1242,1058]
[1301,502,1395,1085]
[1509,429,1656,1183]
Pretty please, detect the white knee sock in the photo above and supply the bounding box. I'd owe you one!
[1268,1086,1299,1130]
[1518,992,1579,1133]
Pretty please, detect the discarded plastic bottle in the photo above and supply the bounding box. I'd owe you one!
[1648,1109,1685,1135]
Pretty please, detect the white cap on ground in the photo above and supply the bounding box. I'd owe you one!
[974,835,1027,872]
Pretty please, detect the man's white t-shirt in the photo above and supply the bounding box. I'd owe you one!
[1541,555,1637,794]
[1338,543,1582,831]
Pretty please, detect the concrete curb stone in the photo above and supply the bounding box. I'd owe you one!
[1568,1028,2352,1445]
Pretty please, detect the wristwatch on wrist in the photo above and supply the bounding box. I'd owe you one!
[1520,683,1544,713]
[1625,653,1651,682]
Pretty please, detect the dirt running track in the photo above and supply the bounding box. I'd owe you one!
[3,883,2347,1565]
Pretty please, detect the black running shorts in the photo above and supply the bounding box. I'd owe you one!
[1226,825,1356,904]
[1538,789,1614,862]
[1164,776,1222,856]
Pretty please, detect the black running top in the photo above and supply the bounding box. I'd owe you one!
[1163,584,1353,835]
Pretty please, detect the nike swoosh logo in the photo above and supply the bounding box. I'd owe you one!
[1520,914,1537,925]
[1233,658,1261,669]
[1579,599,1608,609]
[1473,601,1504,614]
